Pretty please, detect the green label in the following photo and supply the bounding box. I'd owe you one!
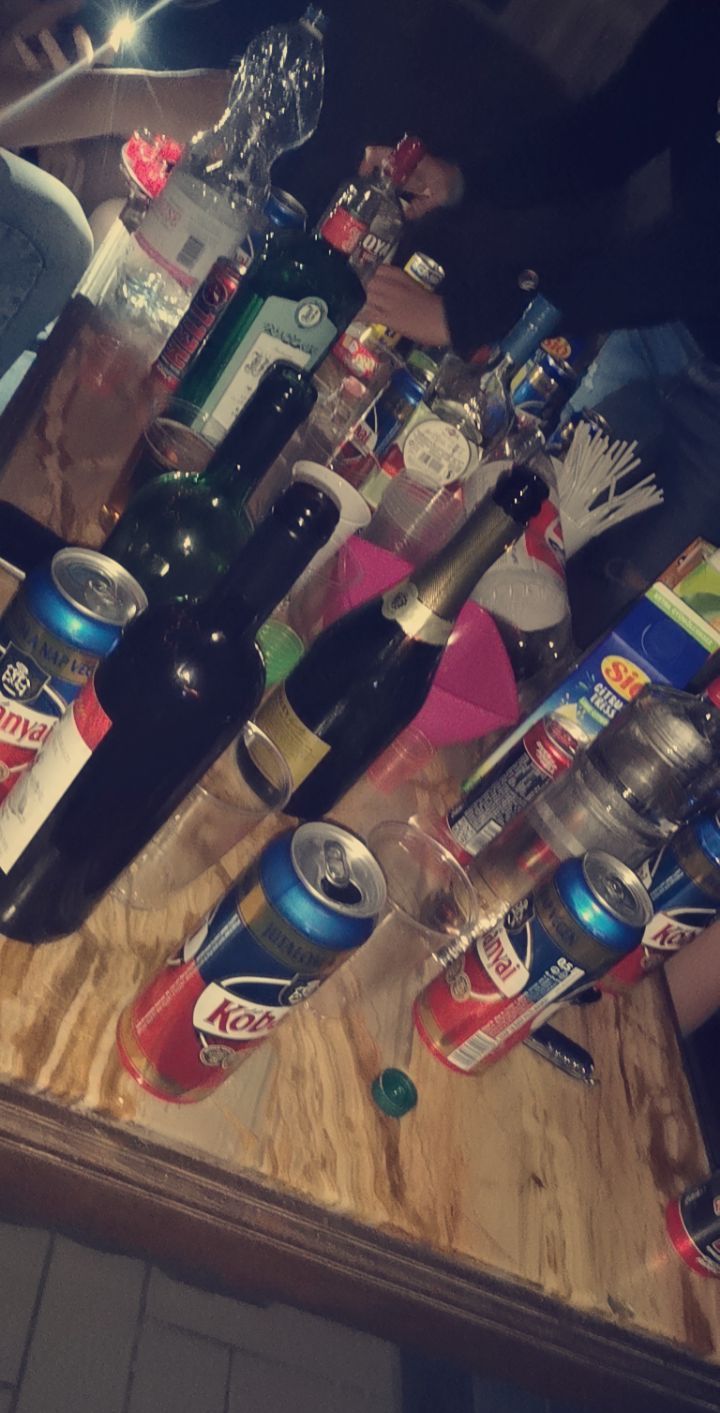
[204,295,338,432]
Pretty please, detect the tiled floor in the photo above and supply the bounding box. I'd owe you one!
[0,1221,402,1413]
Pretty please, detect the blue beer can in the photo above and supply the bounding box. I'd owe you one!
[415,852,652,1073]
[118,822,387,1101]
[0,549,146,801]
[511,346,578,423]
[608,811,720,988]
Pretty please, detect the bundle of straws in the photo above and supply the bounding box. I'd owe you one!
[553,421,664,558]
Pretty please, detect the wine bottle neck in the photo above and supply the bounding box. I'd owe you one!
[408,490,529,629]
[202,374,316,506]
[199,484,338,637]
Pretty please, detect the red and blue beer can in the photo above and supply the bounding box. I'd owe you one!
[414,852,652,1074]
[667,1171,720,1279]
[0,549,146,801]
[117,822,386,1102]
[606,811,720,991]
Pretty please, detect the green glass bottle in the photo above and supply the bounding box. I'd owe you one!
[178,209,367,437]
[103,364,316,607]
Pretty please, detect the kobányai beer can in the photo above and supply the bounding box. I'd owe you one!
[605,811,720,992]
[117,822,386,1102]
[0,549,146,801]
[667,1171,720,1279]
[413,852,651,1073]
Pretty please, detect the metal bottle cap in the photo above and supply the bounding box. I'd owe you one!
[51,549,147,625]
[291,822,387,918]
[371,1068,418,1118]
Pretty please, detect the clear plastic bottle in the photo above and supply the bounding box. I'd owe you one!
[0,10,327,545]
[320,135,425,285]
[468,680,720,931]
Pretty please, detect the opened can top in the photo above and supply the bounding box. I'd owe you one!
[51,549,147,628]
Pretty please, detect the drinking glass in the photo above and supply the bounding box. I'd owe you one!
[101,398,224,530]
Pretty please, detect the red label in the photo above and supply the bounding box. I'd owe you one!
[320,207,368,255]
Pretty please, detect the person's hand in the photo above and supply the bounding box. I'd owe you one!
[10,9,93,75]
[0,0,85,65]
[359,146,463,220]
[361,266,452,346]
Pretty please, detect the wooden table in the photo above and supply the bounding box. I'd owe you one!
[0,784,718,1413]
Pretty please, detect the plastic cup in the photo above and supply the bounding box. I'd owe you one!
[287,543,364,645]
[101,398,225,530]
[362,471,466,566]
[306,822,478,1023]
[113,722,292,910]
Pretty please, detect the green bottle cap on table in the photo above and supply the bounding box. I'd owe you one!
[371,1068,418,1118]
[256,620,304,687]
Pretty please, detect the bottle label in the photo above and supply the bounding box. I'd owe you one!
[134,170,241,293]
[381,582,453,647]
[352,229,398,274]
[204,295,338,434]
[0,680,112,873]
[155,258,243,389]
[254,686,330,793]
[386,403,477,489]
[319,208,368,255]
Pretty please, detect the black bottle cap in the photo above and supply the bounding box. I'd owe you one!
[273,479,340,543]
[492,463,549,525]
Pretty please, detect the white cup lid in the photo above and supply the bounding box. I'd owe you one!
[292,460,371,530]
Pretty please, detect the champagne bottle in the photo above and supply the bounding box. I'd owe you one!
[243,465,548,819]
[0,482,339,943]
[103,364,317,605]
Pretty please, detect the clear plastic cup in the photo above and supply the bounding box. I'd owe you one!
[306,822,477,1023]
[287,543,363,645]
[114,722,292,910]
[101,398,225,530]
[362,471,466,566]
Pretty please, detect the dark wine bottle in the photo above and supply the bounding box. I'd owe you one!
[244,465,548,819]
[103,363,317,606]
[0,481,339,943]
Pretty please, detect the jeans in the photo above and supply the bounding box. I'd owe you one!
[563,323,720,646]
[0,149,92,381]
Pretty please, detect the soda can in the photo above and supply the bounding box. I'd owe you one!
[447,709,590,861]
[116,822,387,1102]
[546,409,611,457]
[0,550,146,801]
[511,347,578,424]
[667,1171,720,1279]
[606,811,720,991]
[413,852,652,1074]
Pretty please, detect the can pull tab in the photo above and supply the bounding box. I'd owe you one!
[321,841,362,906]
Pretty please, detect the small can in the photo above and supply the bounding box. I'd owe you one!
[667,1171,720,1279]
[511,347,578,424]
[0,550,146,801]
[154,257,243,392]
[605,811,720,991]
[546,408,611,457]
[413,852,652,1074]
[447,709,590,861]
[116,822,387,1102]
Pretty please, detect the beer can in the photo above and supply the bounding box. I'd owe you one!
[545,408,611,457]
[116,822,387,1102]
[0,550,146,801]
[447,709,590,861]
[413,852,652,1074]
[511,347,578,424]
[606,811,720,991]
[667,1171,720,1279]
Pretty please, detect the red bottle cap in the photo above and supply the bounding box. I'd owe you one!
[704,676,720,710]
[386,135,426,188]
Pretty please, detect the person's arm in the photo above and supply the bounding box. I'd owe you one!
[464,0,711,209]
[0,66,231,148]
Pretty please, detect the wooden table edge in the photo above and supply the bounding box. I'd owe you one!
[0,1078,716,1412]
